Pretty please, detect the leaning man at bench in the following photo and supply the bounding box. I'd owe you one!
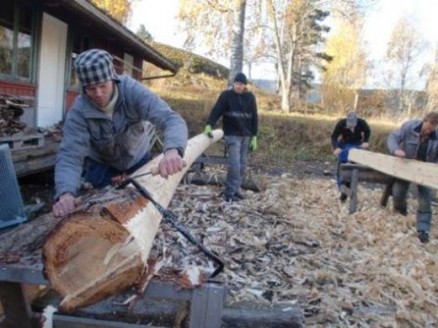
[52,49,188,218]
[331,112,371,201]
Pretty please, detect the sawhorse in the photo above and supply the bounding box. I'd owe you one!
[0,263,226,328]
[340,163,393,213]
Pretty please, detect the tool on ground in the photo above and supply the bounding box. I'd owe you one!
[116,177,224,279]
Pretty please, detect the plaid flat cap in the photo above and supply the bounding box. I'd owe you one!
[74,49,118,86]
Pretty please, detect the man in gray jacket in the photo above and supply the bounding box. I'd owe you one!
[52,49,188,217]
[387,112,438,243]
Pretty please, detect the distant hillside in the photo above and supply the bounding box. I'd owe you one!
[252,79,277,93]
[151,42,229,79]
[149,43,276,93]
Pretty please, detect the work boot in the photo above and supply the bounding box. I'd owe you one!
[394,207,408,216]
[418,230,429,243]
[224,194,239,203]
[339,184,348,202]
[339,192,348,202]
[235,191,246,200]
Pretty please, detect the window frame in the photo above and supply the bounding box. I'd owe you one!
[0,0,36,83]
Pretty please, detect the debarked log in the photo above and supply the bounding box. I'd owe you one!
[185,173,261,192]
[42,130,224,312]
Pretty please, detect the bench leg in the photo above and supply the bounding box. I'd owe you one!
[349,169,359,214]
[0,282,33,328]
[189,282,225,328]
[380,180,394,207]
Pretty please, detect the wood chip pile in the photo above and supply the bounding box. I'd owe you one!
[0,94,28,136]
[150,168,437,327]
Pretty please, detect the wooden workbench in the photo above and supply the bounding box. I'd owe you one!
[11,135,59,177]
[0,214,226,328]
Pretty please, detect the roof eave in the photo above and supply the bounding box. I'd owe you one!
[59,0,178,73]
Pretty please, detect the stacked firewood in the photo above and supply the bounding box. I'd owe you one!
[0,94,28,137]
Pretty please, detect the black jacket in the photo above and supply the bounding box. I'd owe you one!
[207,89,258,137]
[331,118,371,149]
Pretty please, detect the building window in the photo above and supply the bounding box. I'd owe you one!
[0,0,34,81]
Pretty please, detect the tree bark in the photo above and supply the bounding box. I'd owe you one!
[228,0,246,86]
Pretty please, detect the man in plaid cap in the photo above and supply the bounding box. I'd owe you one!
[53,49,188,217]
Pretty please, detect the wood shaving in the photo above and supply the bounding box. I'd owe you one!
[149,167,438,327]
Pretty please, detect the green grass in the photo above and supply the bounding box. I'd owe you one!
[144,61,401,170]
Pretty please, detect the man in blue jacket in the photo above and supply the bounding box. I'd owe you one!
[204,73,258,202]
[52,49,188,217]
[387,112,438,243]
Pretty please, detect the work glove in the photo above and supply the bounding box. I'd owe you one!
[204,125,213,138]
[249,136,257,151]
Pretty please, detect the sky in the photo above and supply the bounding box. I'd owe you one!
[128,0,438,85]
[364,0,438,58]
[128,0,183,48]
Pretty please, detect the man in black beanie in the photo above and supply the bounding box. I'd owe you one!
[203,72,258,202]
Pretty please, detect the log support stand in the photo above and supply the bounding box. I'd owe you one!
[0,264,226,328]
[340,163,394,214]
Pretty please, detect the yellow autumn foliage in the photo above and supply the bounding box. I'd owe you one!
[90,0,133,24]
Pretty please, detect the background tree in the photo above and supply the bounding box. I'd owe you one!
[322,18,368,114]
[425,47,438,113]
[263,0,331,112]
[178,0,249,86]
[136,24,153,43]
[385,16,429,115]
[90,0,134,24]
[228,0,246,85]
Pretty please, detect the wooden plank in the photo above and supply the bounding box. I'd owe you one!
[34,313,165,328]
[221,305,304,328]
[348,149,438,190]
[0,264,46,285]
[11,136,59,177]
[189,283,225,328]
[0,133,44,150]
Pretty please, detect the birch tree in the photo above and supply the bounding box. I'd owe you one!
[178,0,247,86]
[425,48,438,113]
[385,16,429,114]
[265,0,331,112]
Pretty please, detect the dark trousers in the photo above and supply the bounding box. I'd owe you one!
[392,179,433,232]
[84,153,150,189]
[224,136,250,197]
[335,143,360,188]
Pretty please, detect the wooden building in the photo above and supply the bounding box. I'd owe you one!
[0,0,178,129]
